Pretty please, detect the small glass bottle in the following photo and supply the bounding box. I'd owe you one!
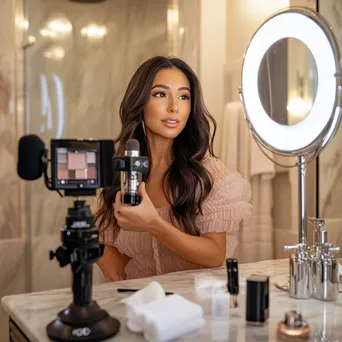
[212,280,230,320]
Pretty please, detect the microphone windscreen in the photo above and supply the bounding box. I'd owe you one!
[17,134,45,180]
[126,139,140,151]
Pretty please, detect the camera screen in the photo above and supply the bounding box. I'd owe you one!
[56,148,98,185]
[51,138,115,191]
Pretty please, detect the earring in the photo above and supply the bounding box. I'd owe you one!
[141,119,146,135]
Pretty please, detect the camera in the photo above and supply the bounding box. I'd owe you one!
[17,135,121,341]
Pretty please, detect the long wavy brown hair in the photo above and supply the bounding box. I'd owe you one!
[94,56,217,240]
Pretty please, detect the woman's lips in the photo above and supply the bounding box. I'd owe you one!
[161,119,180,128]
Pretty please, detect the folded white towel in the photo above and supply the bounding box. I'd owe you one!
[121,281,166,333]
[121,281,166,307]
[122,282,205,341]
[141,294,205,342]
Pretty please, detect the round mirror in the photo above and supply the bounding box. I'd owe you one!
[241,8,341,154]
[240,8,342,248]
[258,37,318,126]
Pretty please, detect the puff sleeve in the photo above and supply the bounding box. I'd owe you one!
[196,157,252,235]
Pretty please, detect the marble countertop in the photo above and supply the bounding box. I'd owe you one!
[2,258,342,342]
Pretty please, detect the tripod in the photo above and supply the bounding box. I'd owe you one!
[47,200,120,341]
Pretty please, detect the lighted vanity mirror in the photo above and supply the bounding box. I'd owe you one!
[240,7,342,245]
[241,7,341,155]
[258,37,318,126]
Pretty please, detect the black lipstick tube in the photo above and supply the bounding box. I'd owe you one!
[226,258,239,308]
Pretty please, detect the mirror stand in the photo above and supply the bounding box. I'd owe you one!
[298,155,307,245]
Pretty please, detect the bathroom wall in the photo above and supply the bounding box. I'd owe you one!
[318,0,342,254]
[199,0,226,156]
[224,0,317,260]
[0,0,28,340]
[23,0,200,292]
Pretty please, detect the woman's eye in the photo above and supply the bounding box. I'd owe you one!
[153,92,166,98]
[179,95,190,100]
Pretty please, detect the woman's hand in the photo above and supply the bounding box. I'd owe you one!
[113,182,161,232]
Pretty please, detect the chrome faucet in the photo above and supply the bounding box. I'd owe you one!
[310,218,340,301]
[284,243,312,299]
[284,218,340,301]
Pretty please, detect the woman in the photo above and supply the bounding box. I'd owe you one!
[94,56,252,282]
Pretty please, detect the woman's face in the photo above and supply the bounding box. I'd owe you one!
[143,68,191,140]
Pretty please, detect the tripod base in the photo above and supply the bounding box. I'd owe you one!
[46,301,120,342]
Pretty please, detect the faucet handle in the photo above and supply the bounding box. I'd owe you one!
[284,243,307,251]
[322,243,340,254]
[284,245,299,251]
[309,217,325,231]
[284,243,309,257]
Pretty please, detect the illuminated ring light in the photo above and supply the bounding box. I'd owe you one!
[241,8,341,154]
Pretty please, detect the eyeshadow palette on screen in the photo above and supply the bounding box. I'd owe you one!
[50,138,115,192]
[57,148,97,185]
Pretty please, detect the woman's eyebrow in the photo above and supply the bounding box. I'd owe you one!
[151,84,190,92]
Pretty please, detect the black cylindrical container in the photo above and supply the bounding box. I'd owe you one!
[246,274,269,325]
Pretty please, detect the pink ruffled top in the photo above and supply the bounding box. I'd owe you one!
[99,157,252,279]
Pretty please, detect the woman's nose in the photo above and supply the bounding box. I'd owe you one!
[167,97,179,113]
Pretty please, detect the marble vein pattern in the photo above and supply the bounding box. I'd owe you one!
[0,0,21,239]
